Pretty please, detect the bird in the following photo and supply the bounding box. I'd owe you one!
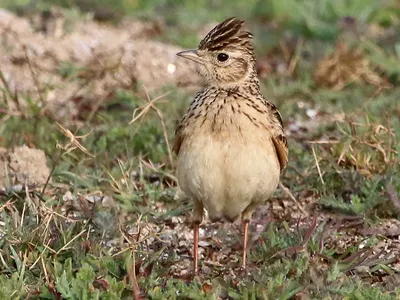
[173,17,288,274]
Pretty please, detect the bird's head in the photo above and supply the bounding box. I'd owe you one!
[177,17,256,88]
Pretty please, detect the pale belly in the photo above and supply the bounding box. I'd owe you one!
[177,132,280,221]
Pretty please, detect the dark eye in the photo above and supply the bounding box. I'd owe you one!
[217,53,229,62]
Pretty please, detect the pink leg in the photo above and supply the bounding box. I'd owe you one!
[192,201,203,275]
[242,220,249,270]
[193,222,199,274]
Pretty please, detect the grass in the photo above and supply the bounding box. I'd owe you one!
[0,0,400,298]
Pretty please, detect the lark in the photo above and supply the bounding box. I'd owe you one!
[174,17,288,274]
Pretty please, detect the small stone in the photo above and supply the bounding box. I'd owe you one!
[63,191,74,201]
[102,196,115,208]
[198,241,210,247]
[86,194,102,203]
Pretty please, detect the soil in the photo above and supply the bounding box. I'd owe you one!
[0,8,202,120]
[0,145,50,191]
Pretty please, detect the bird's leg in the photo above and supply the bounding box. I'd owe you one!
[241,207,253,271]
[193,221,200,275]
[241,219,249,270]
[192,201,203,275]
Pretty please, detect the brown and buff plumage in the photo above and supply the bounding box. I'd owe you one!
[174,17,288,274]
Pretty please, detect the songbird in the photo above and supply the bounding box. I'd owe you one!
[174,17,288,274]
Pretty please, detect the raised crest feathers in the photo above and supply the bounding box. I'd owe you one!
[198,17,253,52]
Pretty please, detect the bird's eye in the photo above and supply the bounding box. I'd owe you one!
[217,53,229,62]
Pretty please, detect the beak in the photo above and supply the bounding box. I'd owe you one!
[176,49,204,64]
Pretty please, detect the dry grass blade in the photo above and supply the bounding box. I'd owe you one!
[0,68,20,111]
[129,86,174,166]
[128,251,143,300]
[313,41,390,90]
[340,248,373,272]
[23,45,46,108]
[301,214,318,247]
[56,229,86,255]
[0,200,16,213]
[56,122,95,157]
[286,38,304,77]
[279,183,308,216]
[311,145,325,185]
[139,157,178,183]
[317,115,398,175]
[129,89,170,124]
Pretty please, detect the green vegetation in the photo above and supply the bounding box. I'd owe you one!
[0,0,399,298]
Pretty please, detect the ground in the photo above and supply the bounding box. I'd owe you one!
[0,0,399,299]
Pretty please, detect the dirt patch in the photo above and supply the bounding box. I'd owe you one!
[0,9,202,119]
[0,145,50,191]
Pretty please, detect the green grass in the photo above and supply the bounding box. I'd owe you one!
[0,0,400,298]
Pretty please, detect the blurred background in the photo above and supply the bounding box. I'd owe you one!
[0,0,399,298]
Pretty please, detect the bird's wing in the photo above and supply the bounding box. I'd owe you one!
[272,133,288,171]
[265,99,288,171]
[173,112,188,155]
[173,124,184,155]
[173,91,203,155]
